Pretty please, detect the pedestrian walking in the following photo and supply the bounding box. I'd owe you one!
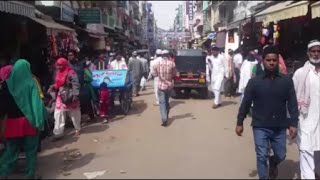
[292,40,320,179]
[95,53,109,70]
[148,49,162,105]
[128,51,144,97]
[207,46,226,109]
[51,58,81,138]
[206,49,212,86]
[109,53,127,70]
[138,52,149,91]
[236,45,299,179]
[224,49,236,98]
[83,61,97,120]
[238,52,258,102]
[233,48,243,92]
[99,82,110,124]
[151,50,177,127]
[0,59,47,179]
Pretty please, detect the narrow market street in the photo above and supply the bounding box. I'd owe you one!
[25,83,300,179]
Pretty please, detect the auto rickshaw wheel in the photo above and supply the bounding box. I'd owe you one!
[199,88,208,99]
[171,88,183,99]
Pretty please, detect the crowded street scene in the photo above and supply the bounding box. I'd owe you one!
[1,0,320,179]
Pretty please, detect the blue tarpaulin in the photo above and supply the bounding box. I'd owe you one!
[92,70,128,89]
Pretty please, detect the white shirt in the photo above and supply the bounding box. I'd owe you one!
[297,65,320,151]
[238,60,257,93]
[233,53,243,69]
[148,57,161,79]
[208,54,226,91]
[110,60,128,70]
[208,54,226,77]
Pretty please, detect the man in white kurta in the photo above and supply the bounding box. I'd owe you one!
[208,47,226,108]
[109,54,128,70]
[293,40,320,179]
[148,49,162,105]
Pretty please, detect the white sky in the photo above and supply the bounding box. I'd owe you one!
[151,1,182,30]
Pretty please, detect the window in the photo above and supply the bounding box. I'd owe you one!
[228,29,235,43]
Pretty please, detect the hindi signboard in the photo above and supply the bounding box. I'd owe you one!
[92,70,128,88]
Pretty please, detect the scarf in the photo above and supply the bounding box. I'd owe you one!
[0,65,13,81]
[294,61,311,115]
[54,58,74,89]
[6,59,46,130]
[278,54,287,74]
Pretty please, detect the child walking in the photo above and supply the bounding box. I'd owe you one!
[99,82,110,124]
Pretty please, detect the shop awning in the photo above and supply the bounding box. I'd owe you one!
[29,17,74,35]
[227,17,251,30]
[255,1,309,24]
[312,1,320,19]
[0,1,35,18]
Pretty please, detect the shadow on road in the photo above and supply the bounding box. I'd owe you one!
[39,148,95,179]
[11,148,95,179]
[248,159,299,179]
[110,100,148,122]
[278,159,300,179]
[167,113,194,126]
[80,124,110,134]
[170,100,185,108]
[221,101,237,107]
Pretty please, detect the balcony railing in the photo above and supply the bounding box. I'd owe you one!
[102,14,117,29]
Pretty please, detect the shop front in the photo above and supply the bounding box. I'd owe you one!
[254,0,313,72]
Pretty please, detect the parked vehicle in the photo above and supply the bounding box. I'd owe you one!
[172,49,208,99]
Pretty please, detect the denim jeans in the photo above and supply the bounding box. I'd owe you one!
[158,89,171,122]
[253,127,287,179]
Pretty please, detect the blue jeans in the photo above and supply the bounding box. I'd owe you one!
[253,127,286,179]
[158,89,171,122]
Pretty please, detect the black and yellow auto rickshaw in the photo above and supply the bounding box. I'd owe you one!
[172,49,208,99]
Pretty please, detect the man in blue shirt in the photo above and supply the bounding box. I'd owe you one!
[236,45,299,179]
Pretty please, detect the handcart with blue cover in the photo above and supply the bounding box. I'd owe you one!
[92,69,133,115]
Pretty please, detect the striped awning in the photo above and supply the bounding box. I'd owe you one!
[0,1,35,18]
[255,1,309,24]
[312,1,320,19]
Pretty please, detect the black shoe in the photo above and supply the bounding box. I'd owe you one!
[161,121,168,127]
[269,156,278,179]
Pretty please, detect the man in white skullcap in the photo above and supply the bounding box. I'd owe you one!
[293,39,320,179]
[148,49,162,105]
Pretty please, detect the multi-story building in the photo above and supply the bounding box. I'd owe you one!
[225,1,265,53]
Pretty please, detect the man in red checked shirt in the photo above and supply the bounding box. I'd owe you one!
[151,50,177,127]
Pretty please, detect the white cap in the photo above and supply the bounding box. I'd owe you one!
[132,51,137,56]
[156,49,162,55]
[308,40,320,49]
[150,56,154,60]
[162,50,169,54]
[109,53,115,56]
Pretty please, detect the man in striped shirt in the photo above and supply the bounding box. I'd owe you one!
[151,50,177,127]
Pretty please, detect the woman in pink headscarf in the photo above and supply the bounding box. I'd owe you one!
[50,58,81,138]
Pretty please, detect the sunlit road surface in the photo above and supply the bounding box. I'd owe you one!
[15,82,299,179]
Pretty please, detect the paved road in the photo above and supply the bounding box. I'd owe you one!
[17,83,300,179]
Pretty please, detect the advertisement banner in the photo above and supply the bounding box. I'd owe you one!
[187,0,194,21]
[92,70,128,88]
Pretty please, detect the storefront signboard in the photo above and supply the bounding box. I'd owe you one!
[79,8,101,24]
